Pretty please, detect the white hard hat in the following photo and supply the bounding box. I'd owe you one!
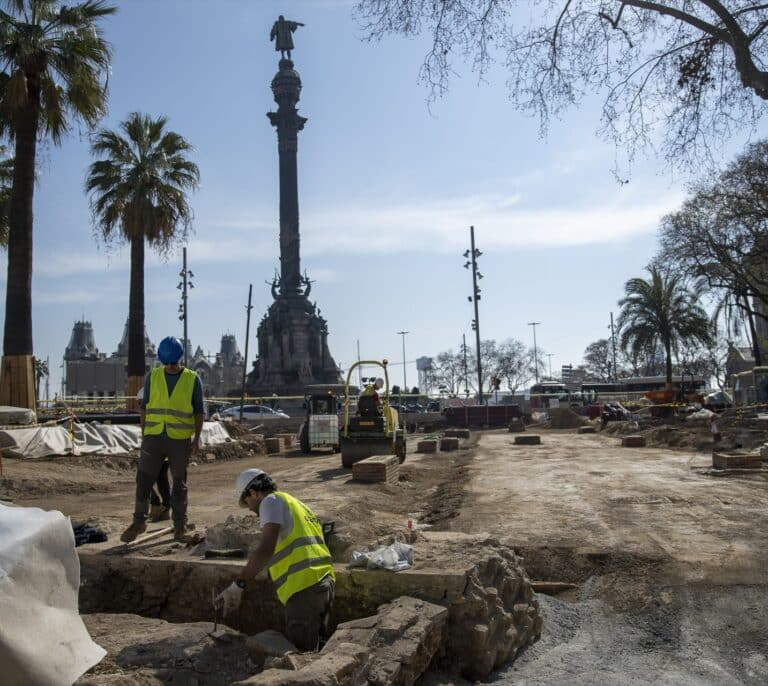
[235,468,274,507]
[374,378,384,389]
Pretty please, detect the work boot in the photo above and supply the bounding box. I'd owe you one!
[119,521,147,543]
[173,523,189,542]
[149,505,171,522]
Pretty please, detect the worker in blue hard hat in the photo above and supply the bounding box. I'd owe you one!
[120,336,205,543]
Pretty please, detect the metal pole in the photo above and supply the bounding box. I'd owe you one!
[182,247,188,367]
[610,312,618,383]
[470,226,483,405]
[547,353,553,379]
[357,339,361,389]
[462,333,469,396]
[397,330,409,402]
[239,284,253,423]
[528,321,541,384]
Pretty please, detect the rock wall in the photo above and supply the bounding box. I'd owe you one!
[79,533,540,680]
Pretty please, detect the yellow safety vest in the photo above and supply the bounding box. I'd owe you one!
[361,384,376,396]
[268,491,335,605]
[143,367,197,439]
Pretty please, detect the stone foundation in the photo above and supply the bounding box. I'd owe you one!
[440,437,460,451]
[622,435,646,447]
[416,439,438,453]
[514,434,541,445]
[78,533,540,681]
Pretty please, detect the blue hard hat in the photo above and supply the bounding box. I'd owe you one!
[157,336,184,364]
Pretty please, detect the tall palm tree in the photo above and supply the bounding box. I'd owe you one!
[85,112,200,401]
[0,0,115,407]
[617,266,712,384]
[0,152,13,248]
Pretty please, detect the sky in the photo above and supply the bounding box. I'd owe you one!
[0,0,765,398]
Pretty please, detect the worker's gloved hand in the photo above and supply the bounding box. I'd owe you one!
[215,581,244,615]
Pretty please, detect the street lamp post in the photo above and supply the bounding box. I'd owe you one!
[546,353,554,379]
[177,247,194,367]
[464,226,484,404]
[528,321,541,384]
[397,330,409,404]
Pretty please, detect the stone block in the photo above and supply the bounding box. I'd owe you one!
[245,630,297,668]
[444,428,470,439]
[577,426,596,434]
[440,437,460,451]
[276,433,296,447]
[508,418,525,433]
[760,443,768,460]
[416,439,437,453]
[622,435,646,447]
[712,451,762,469]
[265,437,282,453]
[514,434,540,445]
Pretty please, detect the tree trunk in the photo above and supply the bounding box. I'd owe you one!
[125,234,146,407]
[0,82,39,409]
[745,305,762,366]
[664,339,673,385]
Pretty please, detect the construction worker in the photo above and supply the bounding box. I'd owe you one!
[137,386,171,522]
[216,468,335,651]
[120,336,204,543]
[361,377,384,412]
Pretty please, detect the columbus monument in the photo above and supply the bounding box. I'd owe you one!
[247,17,342,394]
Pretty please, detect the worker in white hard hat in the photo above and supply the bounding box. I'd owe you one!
[215,468,335,651]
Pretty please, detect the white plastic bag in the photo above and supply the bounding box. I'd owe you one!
[349,540,413,571]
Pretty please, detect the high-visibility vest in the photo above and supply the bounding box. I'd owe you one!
[268,491,335,605]
[143,367,197,439]
[362,384,376,396]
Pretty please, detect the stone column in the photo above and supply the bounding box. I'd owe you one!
[267,59,307,296]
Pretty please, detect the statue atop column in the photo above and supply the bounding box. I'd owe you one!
[270,15,304,59]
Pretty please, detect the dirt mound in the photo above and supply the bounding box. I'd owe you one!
[548,408,587,429]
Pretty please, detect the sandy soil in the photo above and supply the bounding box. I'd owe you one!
[4,424,767,684]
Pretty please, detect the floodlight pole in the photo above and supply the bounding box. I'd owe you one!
[528,321,541,384]
[397,330,409,403]
[239,284,253,423]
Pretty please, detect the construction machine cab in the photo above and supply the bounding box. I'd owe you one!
[340,360,406,468]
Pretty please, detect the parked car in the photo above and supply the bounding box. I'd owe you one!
[219,404,289,420]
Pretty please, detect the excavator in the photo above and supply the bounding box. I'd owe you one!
[340,359,406,468]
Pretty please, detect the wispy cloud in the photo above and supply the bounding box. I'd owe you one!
[20,187,683,279]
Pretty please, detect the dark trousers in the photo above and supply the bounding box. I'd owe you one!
[284,575,335,651]
[133,433,191,527]
[149,460,170,507]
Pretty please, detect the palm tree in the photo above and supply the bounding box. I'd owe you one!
[85,112,200,402]
[617,266,713,385]
[0,0,116,408]
[0,152,12,248]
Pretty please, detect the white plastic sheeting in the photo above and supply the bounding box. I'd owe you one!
[0,405,36,425]
[0,504,105,685]
[0,421,232,459]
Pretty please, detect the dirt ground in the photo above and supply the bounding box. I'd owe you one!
[3,422,768,684]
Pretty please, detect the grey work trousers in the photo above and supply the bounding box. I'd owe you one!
[133,433,191,527]
[284,575,335,652]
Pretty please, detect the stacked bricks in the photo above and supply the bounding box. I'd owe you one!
[712,451,763,469]
[275,433,295,448]
[440,437,460,451]
[265,437,282,453]
[514,435,541,445]
[444,428,470,439]
[622,435,646,447]
[352,454,400,484]
[417,439,438,453]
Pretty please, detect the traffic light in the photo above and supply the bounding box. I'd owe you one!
[471,319,477,330]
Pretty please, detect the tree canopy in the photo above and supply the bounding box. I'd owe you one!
[657,139,768,361]
[356,0,768,170]
[617,266,712,383]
